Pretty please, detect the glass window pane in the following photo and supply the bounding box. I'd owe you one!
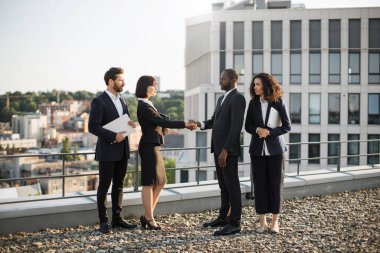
[328,93,340,124]
[348,134,360,165]
[329,52,341,83]
[329,20,341,48]
[289,133,301,163]
[368,134,380,165]
[290,53,301,84]
[220,22,226,50]
[252,21,263,49]
[290,93,301,124]
[233,22,244,50]
[309,134,320,164]
[369,52,380,84]
[271,53,282,83]
[196,132,207,162]
[234,53,245,83]
[349,52,360,84]
[349,19,360,48]
[369,19,380,48]
[309,93,321,124]
[180,170,189,183]
[290,20,301,49]
[348,94,360,124]
[328,134,340,164]
[309,52,321,84]
[252,53,263,75]
[309,20,321,48]
[271,21,282,49]
[368,94,380,124]
[220,52,226,75]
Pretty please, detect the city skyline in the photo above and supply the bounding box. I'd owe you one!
[1,0,380,95]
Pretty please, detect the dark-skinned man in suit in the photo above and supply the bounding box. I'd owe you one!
[193,69,246,236]
[89,67,137,234]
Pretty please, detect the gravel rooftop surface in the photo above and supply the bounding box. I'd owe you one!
[0,188,379,253]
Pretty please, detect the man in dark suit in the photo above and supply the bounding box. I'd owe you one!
[88,67,137,234]
[195,69,246,236]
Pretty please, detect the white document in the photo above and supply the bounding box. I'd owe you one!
[267,107,282,129]
[103,114,135,137]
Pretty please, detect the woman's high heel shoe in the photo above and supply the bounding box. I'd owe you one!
[140,215,161,230]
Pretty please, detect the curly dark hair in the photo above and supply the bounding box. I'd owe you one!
[135,75,155,98]
[249,72,282,102]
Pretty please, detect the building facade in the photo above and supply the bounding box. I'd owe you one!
[183,0,380,183]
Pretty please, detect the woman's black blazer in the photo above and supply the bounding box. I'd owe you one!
[245,96,291,156]
[137,100,185,145]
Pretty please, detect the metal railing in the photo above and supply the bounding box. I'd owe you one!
[0,139,379,204]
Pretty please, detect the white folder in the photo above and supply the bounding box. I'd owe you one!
[267,107,282,129]
[103,114,135,137]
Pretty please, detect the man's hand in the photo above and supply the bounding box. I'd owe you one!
[128,120,137,128]
[185,120,197,130]
[218,148,228,168]
[115,131,126,143]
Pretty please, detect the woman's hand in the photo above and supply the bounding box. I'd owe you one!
[256,127,270,138]
[163,128,170,135]
[185,120,197,130]
[128,120,137,128]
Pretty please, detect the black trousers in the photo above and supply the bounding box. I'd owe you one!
[214,154,242,226]
[97,156,128,223]
[251,154,284,214]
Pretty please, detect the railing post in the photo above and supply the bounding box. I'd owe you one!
[197,148,200,185]
[297,143,300,176]
[337,142,341,172]
[62,154,65,197]
[134,150,139,192]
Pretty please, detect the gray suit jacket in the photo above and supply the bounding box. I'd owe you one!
[203,89,246,157]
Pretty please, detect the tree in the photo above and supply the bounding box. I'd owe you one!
[61,137,73,161]
[164,157,176,184]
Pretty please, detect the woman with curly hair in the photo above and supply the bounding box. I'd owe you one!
[245,72,291,234]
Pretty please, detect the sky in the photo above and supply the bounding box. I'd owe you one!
[1,0,380,95]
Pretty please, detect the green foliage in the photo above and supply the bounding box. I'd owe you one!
[164,156,176,184]
[61,137,74,161]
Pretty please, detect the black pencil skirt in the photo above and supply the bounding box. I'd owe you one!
[139,144,167,186]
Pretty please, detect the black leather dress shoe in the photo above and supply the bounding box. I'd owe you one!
[203,217,228,228]
[213,224,241,236]
[111,219,138,229]
[99,222,111,234]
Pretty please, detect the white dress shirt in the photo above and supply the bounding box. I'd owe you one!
[200,88,236,129]
[105,89,123,117]
[259,97,270,156]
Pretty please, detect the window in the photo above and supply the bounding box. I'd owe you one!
[309,52,321,84]
[252,21,263,76]
[271,53,282,83]
[290,20,301,49]
[196,132,207,162]
[349,52,360,84]
[234,22,244,83]
[348,134,360,165]
[271,21,282,50]
[290,93,301,124]
[252,53,263,76]
[204,93,208,121]
[328,93,340,124]
[215,93,223,107]
[234,53,245,83]
[349,19,360,49]
[329,52,341,84]
[308,134,320,164]
[329,20,341,49]
[369,19,380,49]
[309,20,321,49]
[220,22,226,74]
[239,132,244,162]
[368,134,380,165]
[271,21,282,83]
[309,93,321,124]
[290,53,301,84]
[196,170,207,182]
[348,94,360,124]
[328,134,340,164]
[180,170,189,183]
[368,94,380,124]
[289,133,301,163]
[369,52,380,84]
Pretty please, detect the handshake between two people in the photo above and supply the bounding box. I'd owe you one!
[184,119,199,131]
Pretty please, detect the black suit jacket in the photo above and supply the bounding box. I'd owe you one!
[88,92,130,161]
[203,89,246,157]
[245,96,291,156]
[137,100,185,146]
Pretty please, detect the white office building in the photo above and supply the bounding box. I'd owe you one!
[181,0,380,183]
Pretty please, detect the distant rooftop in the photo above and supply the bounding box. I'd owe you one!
[212,0,301,11]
